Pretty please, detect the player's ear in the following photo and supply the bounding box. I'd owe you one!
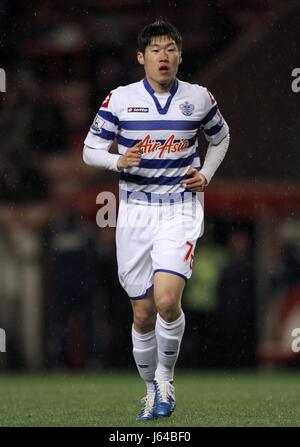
[137,52,145,66]
[179,52,182,64]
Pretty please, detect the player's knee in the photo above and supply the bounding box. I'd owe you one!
[133,308,156,333]
[157,307,181,323]
[155,291,181,322]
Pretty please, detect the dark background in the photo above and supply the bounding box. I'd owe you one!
[0,0,299,372]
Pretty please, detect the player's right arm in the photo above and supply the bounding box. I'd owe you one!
[83,143,142,171]
[116,146,142,169]
[83,90,141,171]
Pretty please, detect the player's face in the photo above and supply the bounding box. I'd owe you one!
[137,36,182,91]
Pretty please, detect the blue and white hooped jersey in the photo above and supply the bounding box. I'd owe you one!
[84,78,229,204]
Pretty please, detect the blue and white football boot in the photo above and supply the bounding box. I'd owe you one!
[137,391,157,421]
[154,379,176,417]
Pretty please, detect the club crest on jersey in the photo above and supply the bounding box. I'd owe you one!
[179,101,194,116]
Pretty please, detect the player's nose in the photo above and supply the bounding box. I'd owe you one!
[159,51,169,61]
[159,57,169,65]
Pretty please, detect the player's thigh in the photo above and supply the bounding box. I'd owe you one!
[116,201,153,297]
[151,199,202,281]
[153,271,185,312]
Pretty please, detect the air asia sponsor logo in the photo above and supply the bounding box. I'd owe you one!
[137,134,189,158]
[127,107,149,112]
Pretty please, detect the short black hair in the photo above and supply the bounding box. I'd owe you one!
[137,20,182,53]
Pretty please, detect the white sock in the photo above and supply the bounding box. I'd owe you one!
[132,325,157,392]
[155,311,185,382]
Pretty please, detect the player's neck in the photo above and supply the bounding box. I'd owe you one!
[146,77,175,93]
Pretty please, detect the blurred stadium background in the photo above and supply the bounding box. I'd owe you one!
[0,0,300,407]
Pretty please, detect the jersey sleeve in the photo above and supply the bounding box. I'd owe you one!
[199,88,229,146]
[84,90,119,151]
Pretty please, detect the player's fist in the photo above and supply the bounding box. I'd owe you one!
[117,144,142,170]
[180,168,208,192]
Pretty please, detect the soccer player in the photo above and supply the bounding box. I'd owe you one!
[83,20,230,420]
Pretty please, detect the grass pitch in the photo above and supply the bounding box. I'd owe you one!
[0,371,299,427]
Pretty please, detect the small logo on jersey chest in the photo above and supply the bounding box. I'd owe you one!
[127,107,149,113]
[179,101,194,116]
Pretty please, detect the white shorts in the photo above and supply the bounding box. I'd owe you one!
[116,196,204,299]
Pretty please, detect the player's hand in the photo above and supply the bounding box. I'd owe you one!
[117,144,142,170]
[180,168,208,192]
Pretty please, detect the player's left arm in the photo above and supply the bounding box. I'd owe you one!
[181,89,230,191]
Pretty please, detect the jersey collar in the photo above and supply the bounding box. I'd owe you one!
[142,77,179,115]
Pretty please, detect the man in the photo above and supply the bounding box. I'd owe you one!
[83,20,230,420]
